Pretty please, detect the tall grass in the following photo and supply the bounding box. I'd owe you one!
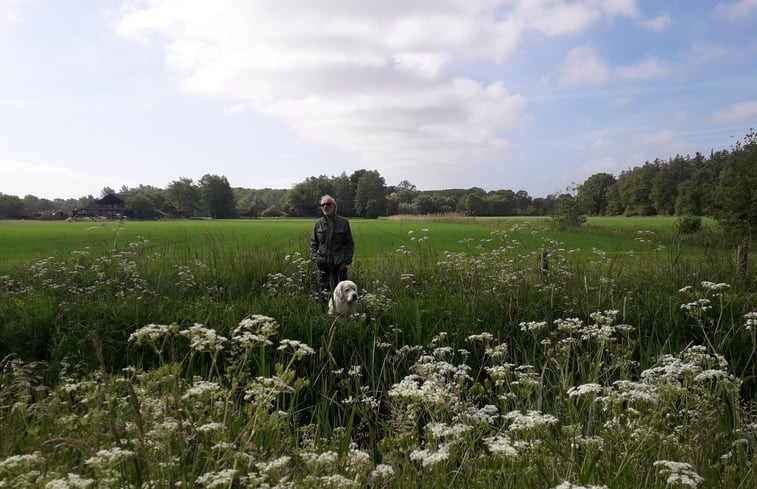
[0,219,755,488]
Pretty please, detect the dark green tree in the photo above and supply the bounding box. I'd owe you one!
[167,178,202,218]
[713,130,757,241]
[486,194,509,216]
[332,173,356,217]
[354,170,387,218]
[577,173,616,215]
[126,194,157,219]
[199,174,237,219]
[461,192,487,216]
[551,193,586,228]
[413,194,438,215]
[0,194,25,219]
[284,176,333,217]
[615,163,658,216]
[651,156,692,215]
[513,190,533,215]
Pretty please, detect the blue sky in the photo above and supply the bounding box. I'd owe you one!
[1,0,756,200]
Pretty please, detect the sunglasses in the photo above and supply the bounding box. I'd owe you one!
[320,202,333,207]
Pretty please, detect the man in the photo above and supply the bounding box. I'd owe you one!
[310,195,354,301]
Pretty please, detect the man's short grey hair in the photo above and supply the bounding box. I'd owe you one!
[320,195,337,207]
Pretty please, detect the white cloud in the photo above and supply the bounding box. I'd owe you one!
[633,128,676,146]
[710,100,757,123]
[0,159,112,199]
[617,56,670,80]
[713,0,757,20]
[113,1,636,184]
[558,45,609,85]
[641,14,670,31]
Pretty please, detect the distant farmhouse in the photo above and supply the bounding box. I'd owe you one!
[251,201,269,217]
[240,200,269,218]
[76,193,128,219]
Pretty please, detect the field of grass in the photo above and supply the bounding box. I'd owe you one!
[0,215,718,268]
[0,216,755,488]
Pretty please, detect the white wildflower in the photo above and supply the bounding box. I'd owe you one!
[196,422,225,434]
[277,339,315,359]
[129,323,179,344]
[744,311,757,331]
[0,452,44,470]
[409,445,450,467]
[346,447,372,475]
[182,380,222,400]
[555,318,583,333]
[484,435,519,458]
[256,455,291,475]
[301,450,339,470]
[466,332,494,343]
[369,463,395,480]
[653,460,704,488]
[84,447,135,469]
[485,342,508,361]
[504,410,558,431]
[520,321,548,332]
[426,422,473,441]
[552,483,608,489]
[180,323,227,353]
[44,473,95,488]
[195,468,237,488]
[232,315,279,347]
[567,383,604,398]
[700,281,730,291]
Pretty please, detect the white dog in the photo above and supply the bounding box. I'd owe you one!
[328,280,359,317]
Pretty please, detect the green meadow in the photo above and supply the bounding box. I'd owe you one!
[0,215,715,267]
[0,216,754,488]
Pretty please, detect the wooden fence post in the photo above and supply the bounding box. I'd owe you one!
[540,250,549,276]
[737,240,749,276]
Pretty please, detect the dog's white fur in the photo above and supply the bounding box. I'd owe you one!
[328,280,359,316]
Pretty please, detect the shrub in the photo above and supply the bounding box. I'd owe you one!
[676,216,702,235]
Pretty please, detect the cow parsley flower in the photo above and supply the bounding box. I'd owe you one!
[182,380,222,400]
[84,447,135,469]
[128,323,179,344]
[232,315,279,348]
[466,332,494,343]
[744,311,757,331]
[369,463,395,480]
[567,383,604,398]
[552,483,608,489]
[409,445,450,467]
[277,339,315,359]
[44,473,95,488]
[653,460,704,488]
[700,281,730,291]
[504,410,558,431]
[195,468,237,488]
[520,321,548,332]
[484,435,519,458]
[180,323,227,353]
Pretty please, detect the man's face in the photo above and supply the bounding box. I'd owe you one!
[320,200,335,217]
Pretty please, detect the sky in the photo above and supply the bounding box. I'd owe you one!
[1,0,756,201]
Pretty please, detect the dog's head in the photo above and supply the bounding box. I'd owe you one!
[334,280,358,304]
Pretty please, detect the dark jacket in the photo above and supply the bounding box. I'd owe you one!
[310,215,354,267]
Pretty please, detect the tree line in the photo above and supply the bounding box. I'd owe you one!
[571,130,756,240]
[1,130,754,238]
